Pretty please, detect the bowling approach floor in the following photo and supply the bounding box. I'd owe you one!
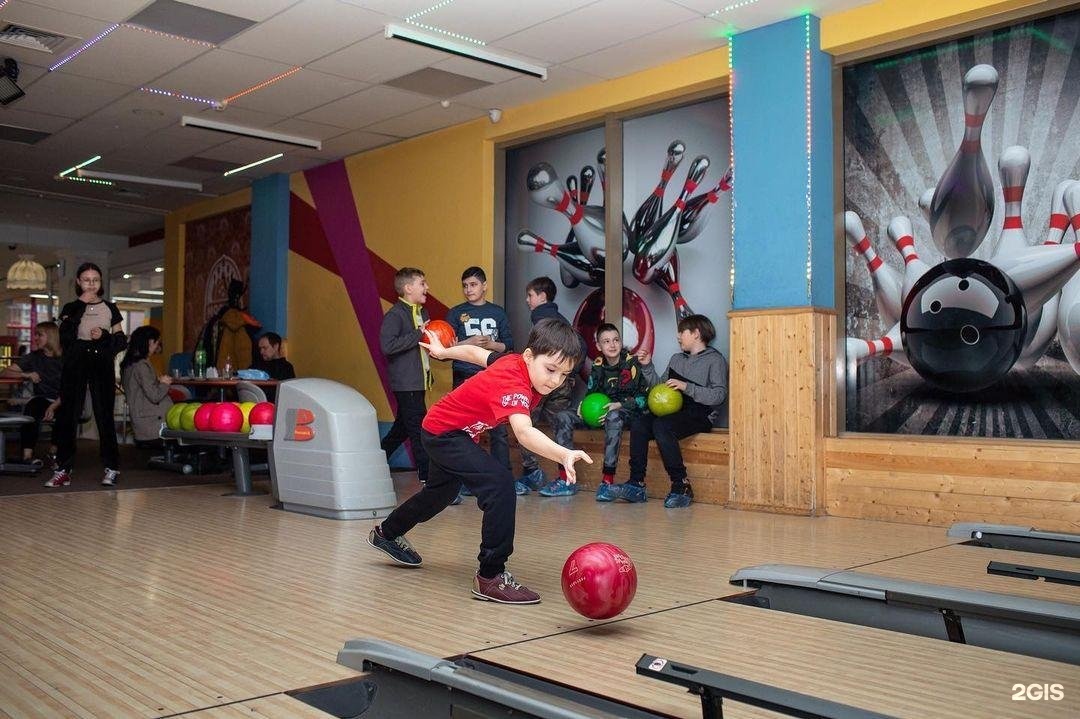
[1,474,1076,718]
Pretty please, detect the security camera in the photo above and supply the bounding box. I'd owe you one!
[488,108,502,124]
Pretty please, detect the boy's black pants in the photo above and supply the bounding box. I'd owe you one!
[381,429,516,578]
[628,407,711,486]
[380,390,428,483]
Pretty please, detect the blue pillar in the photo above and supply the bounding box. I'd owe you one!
[731,15,834,309]
[250,173,289,335]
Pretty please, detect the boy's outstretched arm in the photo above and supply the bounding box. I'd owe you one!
[420,330,491,366]
[508,413,592,483]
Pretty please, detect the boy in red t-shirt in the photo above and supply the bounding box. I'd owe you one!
[368,318,591,604]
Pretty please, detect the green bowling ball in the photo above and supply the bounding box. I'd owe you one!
[647,384,683,417]
[179,403,201,432]
[579,392,611,428]
[165,403,185,430]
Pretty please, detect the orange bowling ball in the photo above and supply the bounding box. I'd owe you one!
[561,542,637,619]
[424,319,456,348]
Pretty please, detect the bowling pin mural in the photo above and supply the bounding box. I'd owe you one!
[846,322,907,366]
[527,162,618,267]
[928,64,998,259]
[887,215,931,301]
[517,230,603,288]
[677,166,733,244]
[630,140,684,254]
[1055,182,1080,375]
[992,146,1031,261]
[632,155,710,285]
[845,211,903,327]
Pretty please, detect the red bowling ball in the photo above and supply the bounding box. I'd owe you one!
[210,402,244,433]
[193,402,217,431]
[561,542,638,619]
[248,401,276,426]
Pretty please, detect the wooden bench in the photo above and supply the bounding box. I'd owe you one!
[503,428,730,504]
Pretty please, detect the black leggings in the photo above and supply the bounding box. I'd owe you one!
[20,395,56,453]
[54,342,119,471]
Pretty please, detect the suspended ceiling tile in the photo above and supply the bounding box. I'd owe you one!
[152,49,295,100]
[174,0,298,23]
[298,128,399,160]
[494,0,698,65]
[220,0,390,66]
[8,72,132,119]
[269,117,350,140]
[364,100,485,137]
[226,68,369,116]
[453,64,603,112]
[0,108,73,134]
[563,18,728,80]
[43,24,211,86]
[0,2,112,41]
[336,0,433,18]
[307,31,445,84]
[17,0,152,23]
[297,84,429,128]
[431,55,520,85]
[421,0,597,43]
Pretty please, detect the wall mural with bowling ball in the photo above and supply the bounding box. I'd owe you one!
[843,8,1080,439]
[504,98,731,422]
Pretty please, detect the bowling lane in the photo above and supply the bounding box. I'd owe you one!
[851,543,1080,605]
[473,600,1079,719]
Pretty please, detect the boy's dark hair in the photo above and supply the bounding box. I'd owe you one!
[678,314,716,346]
[526,318,582,365]
[596,322,620,339]
[261,331,283,348]
[461,266,486,283]
[394,267,424,296]
[526,276,556,302]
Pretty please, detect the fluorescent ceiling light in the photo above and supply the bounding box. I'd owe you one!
[384,23,547,80]
[223,152,283,177]
[59,155,101,177]
[154,267,164,272]
[29,293,53,299]
[181,115,321,149]
[138,289,165,295]
[77,169,202,191]
[112,295,163,304]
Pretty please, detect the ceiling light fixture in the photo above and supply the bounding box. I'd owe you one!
[138,289,165,295]
[154,266,164,273]
[181,115,322,149]
[76,169,202,191]
[222,66,302,104]
[50,24,120,71]
[1,57,24,105]
[58,154,102,177]
[223,152,284,177]
[7,255,47,290]
[63,176,114,186]
[384,23,546,80]
[111,295,163,304]
[708,0,760,16]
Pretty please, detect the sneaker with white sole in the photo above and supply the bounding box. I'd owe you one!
[367,526,423,567]
[538,478,578,497]
[102,468,119,487]
[44,469,71,488]
[472,571,541,604]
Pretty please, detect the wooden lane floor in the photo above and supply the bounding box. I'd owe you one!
[852,543,1080,605]
[1,477,953,718]
[473,600,1080,718]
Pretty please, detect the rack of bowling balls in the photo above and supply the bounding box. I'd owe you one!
[164,400,276,435]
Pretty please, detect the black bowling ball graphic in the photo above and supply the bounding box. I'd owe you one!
[900,258,1026,393]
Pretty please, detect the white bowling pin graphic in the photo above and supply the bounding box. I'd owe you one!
[630,140,684,254]
[517,230,601,287]
[527,162,615,266]
[992,146,1031,260]
[888,215,931,301]
[928,64,998,259]
[677,166,733,244]
[845,211,903,326]
[918,188,934,222]
[996,239,1080,314]
[1045,179,1074,245]
[1055,182,1080,374]
[632,155,709,285]
[846,322,907,366]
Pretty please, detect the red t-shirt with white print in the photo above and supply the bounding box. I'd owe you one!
[422,354,537,440]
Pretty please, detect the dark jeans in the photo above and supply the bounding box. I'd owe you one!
[553,407,630,475]
[20,395,54,453]
[628,408,711,486]
[55,341,119,471]
[454,370,509,471]
[381,430,516,578]
[380,390,428,483]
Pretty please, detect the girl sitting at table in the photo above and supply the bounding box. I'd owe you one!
[120,326,174,445]
[2,321,62,466]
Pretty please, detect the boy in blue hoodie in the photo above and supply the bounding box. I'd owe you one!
[602,314,728,508]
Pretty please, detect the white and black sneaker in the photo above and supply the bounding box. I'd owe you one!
[367,526,423,567]
[102,468,119,487]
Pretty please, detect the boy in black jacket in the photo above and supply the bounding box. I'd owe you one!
[379,267,431,484]
[545,323,649,497]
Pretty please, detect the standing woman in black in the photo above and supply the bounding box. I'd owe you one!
[44,263,127,488]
